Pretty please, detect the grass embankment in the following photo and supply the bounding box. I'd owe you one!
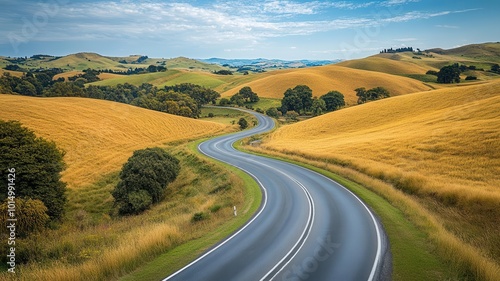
[0,95,228,188]
[255,80,500,280]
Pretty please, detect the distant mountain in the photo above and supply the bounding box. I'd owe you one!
[199,58,341,72]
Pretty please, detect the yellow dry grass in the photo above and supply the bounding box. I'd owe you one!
[97,72,124,80]
[221,65,432,104]
[266,80,500,205]
[0,95,226,188]
[337,54,431,75]
[0,69,23,77]
[53,71,84,81]
[263,80,500,278]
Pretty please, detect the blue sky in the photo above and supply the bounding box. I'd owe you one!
[0,0,498,60]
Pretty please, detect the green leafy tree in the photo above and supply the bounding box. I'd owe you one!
[311,98,327,116]
[219,98,230,106]
[320,91,345,111]
[230,93,245,107]
[238,86,260,103]
[355,87,368,104]
[437,64,461,84]
[281,85,313,115]
[112,147,180,215]
[0,120,67,220]
[266,107,280,118]
[238,118,248,130]
[285,110,299,121]
[491,64,500,74]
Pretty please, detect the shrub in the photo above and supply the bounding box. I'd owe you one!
[0,198,49,237]
[266,107,279,118]
[465,76,477,80]
[192,212,209,222]
[112,148,180,215]
[238,118,248,130]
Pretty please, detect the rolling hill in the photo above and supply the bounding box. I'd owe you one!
[0,95,227,188]
[220,64,433,104]
[262,79,500,266]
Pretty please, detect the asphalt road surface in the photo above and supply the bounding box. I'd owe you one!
[164,109,389,281]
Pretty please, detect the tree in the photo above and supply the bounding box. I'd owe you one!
[320,91,345,111]
[311,98,327,116]
[491,64,500,74]
[219,98,230,106]
[266,107,280,118]
[112,148,180,215]
[285,110,299,121]
[0,120,67,220]
[280,85,312,115]
[356,87,390,104]
[294,85,313,113]
[437,64,461,84]
[230,93,245,107]
[355,87,368,104]
[238,86,259,103]
[238,118,248,130]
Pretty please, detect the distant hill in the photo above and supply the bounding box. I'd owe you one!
[0,95,226,188]
[200,58,340,72]
[426,42,500,61]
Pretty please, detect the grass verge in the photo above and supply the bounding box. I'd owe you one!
[118,139,262,281]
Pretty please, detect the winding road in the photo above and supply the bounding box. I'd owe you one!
[163,109,389,281]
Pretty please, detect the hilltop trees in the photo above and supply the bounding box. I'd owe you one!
[0,120,67,221]
[238,86,260,103]
[112,148,180,215]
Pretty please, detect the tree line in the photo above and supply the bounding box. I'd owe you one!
[0,71,219,118]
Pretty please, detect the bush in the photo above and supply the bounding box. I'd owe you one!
[0,120,67,220]
[112,148,180,215]
[465,76,477,80]
[426,70,439,76]
[266,107,279,118]
[0,198,49,237]
[192,212,209,222]
[238,118,248,130]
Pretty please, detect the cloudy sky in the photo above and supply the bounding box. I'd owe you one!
[1,0,498,60]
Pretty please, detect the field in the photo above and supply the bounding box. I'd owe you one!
[220,64,432,105]
[260,80,500,280]
[0,95,265,281]
[0,95,227,188]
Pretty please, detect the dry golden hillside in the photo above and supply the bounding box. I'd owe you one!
[221,65,432,104]
[337,54,431,75]
[266,80,500,204]
[263,80,500,265]
[0,95,226,188]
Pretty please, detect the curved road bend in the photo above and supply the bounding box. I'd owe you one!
[164,109,389,281]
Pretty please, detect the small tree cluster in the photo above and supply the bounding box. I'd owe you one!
[112,148,180,215]
[228,87,260,106]
[238,118,248,129]
[281,85,313,115]
[356,87,390,104]
[437,64,461,84]
[320,91,345,112]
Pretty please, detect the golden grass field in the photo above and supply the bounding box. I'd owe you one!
[337,54,432,74]
[53,71,124,81]
[0,95,227,188]
[261,80,500,279]
[221,64,432,104]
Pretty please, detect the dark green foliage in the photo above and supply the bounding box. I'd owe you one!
[230,93,245,107]
[356,87,391,104]
[112,148,180,215]
[0,120,67,220]
[320,91,345,111]
[164,83,220,106]
[437,64,461,84]
[213,70,233,75]
[219,98,230,106]
[426,70,439,76]
[192,212,209,222]
[266,107,280,118]
[380,47,414,53]
[465,76,477,80]
[491,64,500,74]
[238,86,259,103]
[238,118,248,129]
[281,85,313,115]
[311,98,327,116]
